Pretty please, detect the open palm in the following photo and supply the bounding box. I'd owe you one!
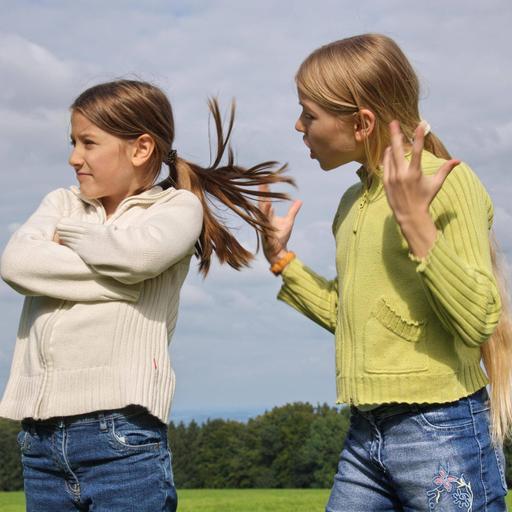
[258,184,302,263]
[382,120,460,224]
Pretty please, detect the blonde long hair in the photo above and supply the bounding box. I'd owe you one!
[296,33,512,444]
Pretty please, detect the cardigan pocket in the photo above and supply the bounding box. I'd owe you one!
[364,297,429,374]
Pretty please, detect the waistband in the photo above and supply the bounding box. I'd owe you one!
[22,405,149,427]
[352,387,489,422]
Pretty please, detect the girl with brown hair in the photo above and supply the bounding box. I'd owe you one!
[260,33,511,511]
[0,79,292,511]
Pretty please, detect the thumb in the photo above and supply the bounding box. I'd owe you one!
[286,200,303,223]
[433,159,460,192]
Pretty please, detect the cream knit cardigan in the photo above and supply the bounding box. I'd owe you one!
[0,185,203,423]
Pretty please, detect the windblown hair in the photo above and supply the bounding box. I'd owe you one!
[71,79,293,275]
[296,33,512,444]
[483,235,512,443]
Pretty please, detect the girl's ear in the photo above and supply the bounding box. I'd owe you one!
[354,108,376,142]
[131,134,155,167]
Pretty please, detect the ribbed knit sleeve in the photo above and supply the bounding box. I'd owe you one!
[277,258,338,333]
[0,189,140,302]
[409,162,501,347]
[56,190,203,285]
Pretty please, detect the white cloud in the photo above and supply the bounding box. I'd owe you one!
[180,283,214,306]
[0,32,92,111]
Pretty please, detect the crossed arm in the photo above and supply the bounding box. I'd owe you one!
[1,188,203,301]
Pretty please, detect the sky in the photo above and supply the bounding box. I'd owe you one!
[0,0,511,422]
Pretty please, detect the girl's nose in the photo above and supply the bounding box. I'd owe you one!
[68,148,83,169]
[295,117,305,133]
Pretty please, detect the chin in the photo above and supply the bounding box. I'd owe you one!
[319,161,337,171]
[78,186,98,200]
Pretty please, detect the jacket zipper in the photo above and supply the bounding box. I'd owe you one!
[34,301,67,417]
[75,190,172,224]
[343,187,370,402]
[32,189,169,416]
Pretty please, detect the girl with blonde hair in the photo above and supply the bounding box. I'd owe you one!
[260,33,511,511]
[0,79,292,512]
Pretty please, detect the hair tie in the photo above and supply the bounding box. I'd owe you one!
[418,119,431,136]
[165,149,177,166]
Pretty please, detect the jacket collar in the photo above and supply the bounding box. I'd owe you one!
[70,185,176,208]
[355,150,412,200]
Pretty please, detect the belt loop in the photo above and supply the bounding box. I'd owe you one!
[99,413,108,432]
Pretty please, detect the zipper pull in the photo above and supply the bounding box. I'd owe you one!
[360,190,369,207]
[353,191,369,233]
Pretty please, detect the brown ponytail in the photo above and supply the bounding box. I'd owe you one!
[161,99,293,275]
[71,80,294,277]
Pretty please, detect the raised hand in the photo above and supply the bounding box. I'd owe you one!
[382,121,460,259]
[383,120,460,225]
[258,184,302,264]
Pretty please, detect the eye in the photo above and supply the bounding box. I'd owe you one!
[69,138,76,147]
[84,139,95,146]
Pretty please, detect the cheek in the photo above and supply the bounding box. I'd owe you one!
[90,151,119,174]
[313,121,340,148]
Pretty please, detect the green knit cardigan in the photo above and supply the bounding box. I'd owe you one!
[278,151,501,405]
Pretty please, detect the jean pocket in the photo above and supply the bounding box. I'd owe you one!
[110,415,164,451]
[415,398,474,431]
[16,428,31,454]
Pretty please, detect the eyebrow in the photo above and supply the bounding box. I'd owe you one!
[299,102,315,111]
[70,132,97,140]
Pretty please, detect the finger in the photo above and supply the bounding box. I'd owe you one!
[389,120,405,170]
[410,124,425,172]
[382,146,392,185]
[432,159,460,195]
[258,184,271,211]
[286,200,303,222]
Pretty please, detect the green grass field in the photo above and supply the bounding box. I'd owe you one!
[0,490,328,512]
[1,489,511,511]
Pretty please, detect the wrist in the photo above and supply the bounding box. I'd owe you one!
[398,213,437,260]
[395,210,431,230]
[270,251,295,276]
[268,248,289,265]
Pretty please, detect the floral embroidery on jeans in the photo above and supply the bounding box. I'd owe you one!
[427,465,473,511]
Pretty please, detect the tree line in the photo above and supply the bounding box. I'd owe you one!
[1,402,512,491]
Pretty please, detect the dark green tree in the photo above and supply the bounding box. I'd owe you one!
[246,402,317,487]
[168,420,202,488]
[194,419,248,488]
[0,419,23,491]
[297,404,350,487]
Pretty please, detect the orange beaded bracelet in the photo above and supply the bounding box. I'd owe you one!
[270,251,296,276]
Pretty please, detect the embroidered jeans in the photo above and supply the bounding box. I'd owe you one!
[326,388,507,512]
[17,406,177,512]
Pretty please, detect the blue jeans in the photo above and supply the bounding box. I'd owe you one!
[18,406,177,512]
[326,388,507,511]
